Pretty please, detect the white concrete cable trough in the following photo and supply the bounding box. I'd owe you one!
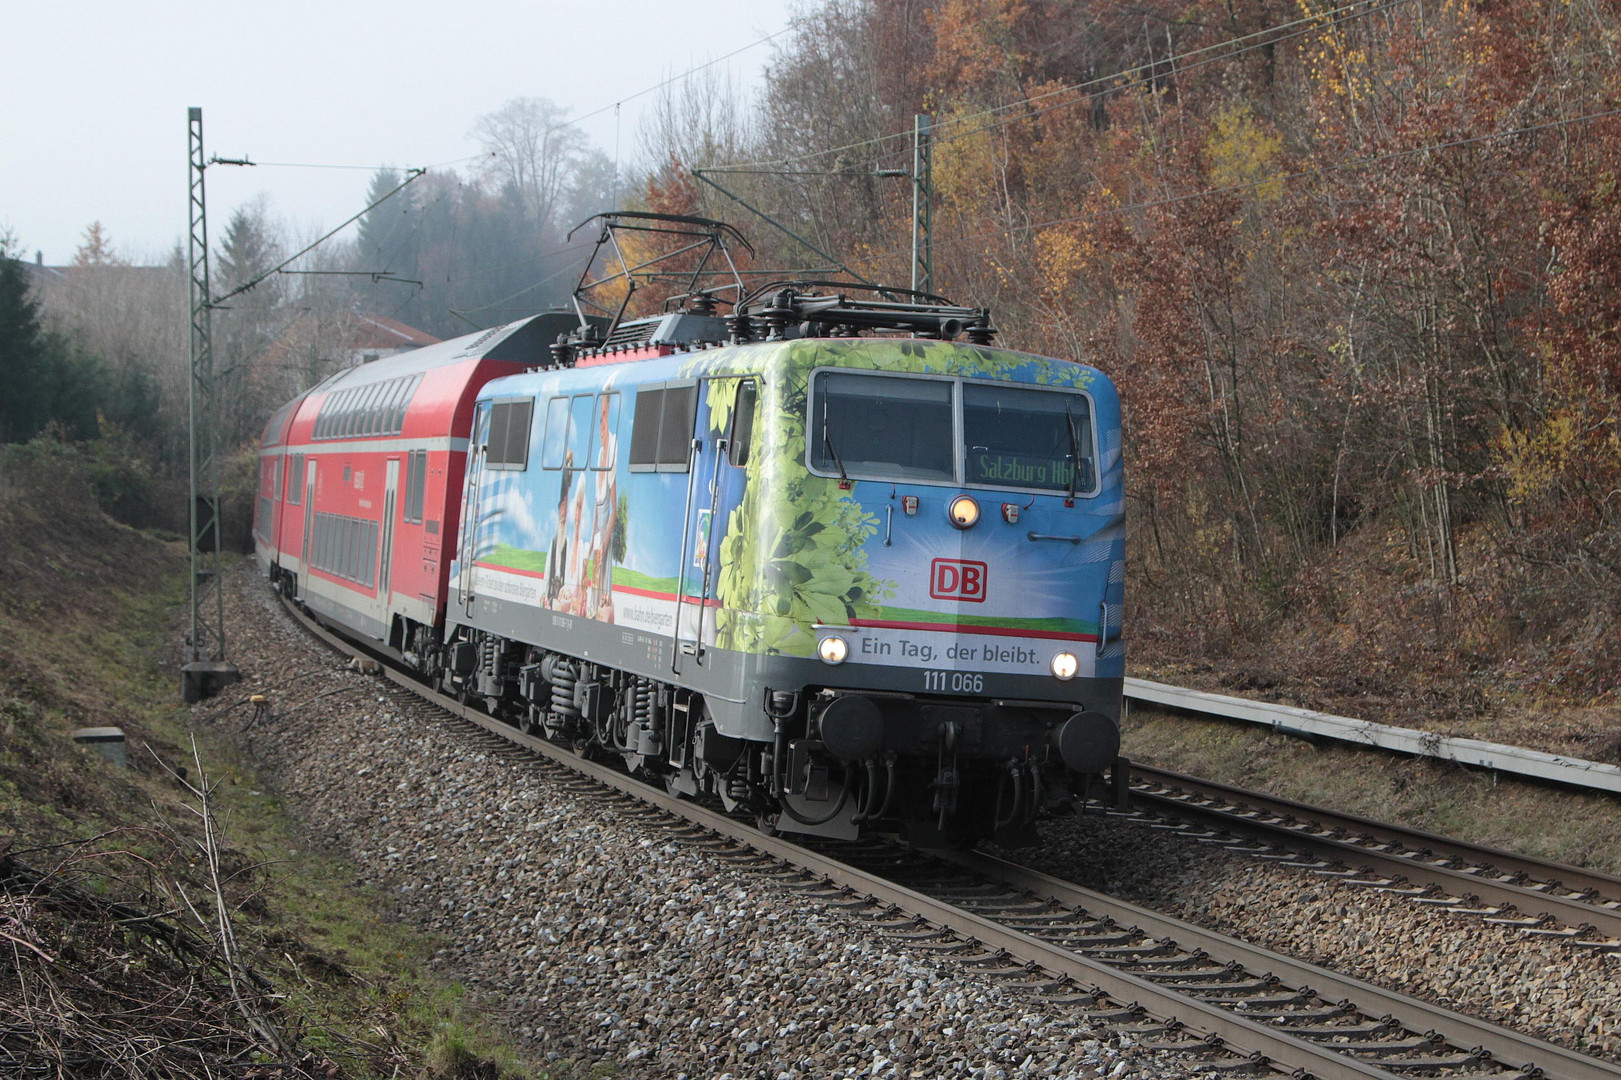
[1124,677,1621,795]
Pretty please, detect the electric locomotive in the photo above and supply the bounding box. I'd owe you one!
[255,213,1125,844]
[435,215,1126,843]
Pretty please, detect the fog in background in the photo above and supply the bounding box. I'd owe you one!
[1,0,793,265]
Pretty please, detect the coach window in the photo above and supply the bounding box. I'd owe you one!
[405,449,427,524]
[351,385,372,437]
[728,379,758,468]
[328,390,347,438]
[335,389,355,438]
[385,376,413,434]
[351,385,371,437]
[348,387,371,437]
[363,382,388,436]
[314,394,333,439]
[386,376,411,433]
[397,375,420,433]
[364,382,388,435]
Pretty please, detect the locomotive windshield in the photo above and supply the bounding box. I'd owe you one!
[809,372,955,482]
[808,370,1097,493]
[963,382,1095,494]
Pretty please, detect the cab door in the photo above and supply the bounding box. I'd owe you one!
[673,377,755,672]
[456,403,492,616]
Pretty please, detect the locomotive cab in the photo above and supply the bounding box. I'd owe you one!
[726,349,1126,844]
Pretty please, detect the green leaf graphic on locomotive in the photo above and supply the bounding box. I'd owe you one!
[813,337,1097,389]
[704,369,890,655]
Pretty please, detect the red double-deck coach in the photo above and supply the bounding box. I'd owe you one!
[253,313,583,669]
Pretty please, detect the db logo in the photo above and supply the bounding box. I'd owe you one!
[930,558,988,602]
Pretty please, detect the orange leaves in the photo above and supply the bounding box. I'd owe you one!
[926,0,1033,97]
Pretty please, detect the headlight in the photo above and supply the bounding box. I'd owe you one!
[818,635,850,665]
[1051,651,1079,680]
[947,494,980,529]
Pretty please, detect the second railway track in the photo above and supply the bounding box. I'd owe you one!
[1125,764,1621,947]
[279,595,1621,1080]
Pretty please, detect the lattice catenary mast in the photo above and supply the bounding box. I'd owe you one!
[181,107,239,703]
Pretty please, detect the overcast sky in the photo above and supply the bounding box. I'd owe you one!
[2,0,795,265]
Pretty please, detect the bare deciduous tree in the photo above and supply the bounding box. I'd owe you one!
[470,97,588,236]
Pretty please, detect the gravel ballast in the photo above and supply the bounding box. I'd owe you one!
[1019,813,1621,1061]
[204,564,1228,1079]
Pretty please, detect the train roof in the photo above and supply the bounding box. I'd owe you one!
[306,311,589,396]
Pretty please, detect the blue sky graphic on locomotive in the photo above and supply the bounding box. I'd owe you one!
[454,336,1124,679]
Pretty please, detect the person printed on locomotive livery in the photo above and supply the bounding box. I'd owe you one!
[547,450,574,608]
[584,394,618,623]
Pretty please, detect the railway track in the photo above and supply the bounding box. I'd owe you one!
[1126,765,1621,947]
[279,598,1619,1080]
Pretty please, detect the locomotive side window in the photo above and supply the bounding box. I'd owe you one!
[628,388,664,469]
[629,384,697,472]
[809,371,954,483]
[963,383,1097,495]
[593,393,620,470]
[568,395,595,473]
[485,399,533,470]
[658,385,696,469]
[542,396,571,469]
[728,379,758,468]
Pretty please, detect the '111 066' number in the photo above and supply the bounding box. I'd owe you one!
[924,670,984,693]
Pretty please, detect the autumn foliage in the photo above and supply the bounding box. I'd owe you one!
[641,0,1621,703]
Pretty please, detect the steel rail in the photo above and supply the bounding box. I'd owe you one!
[1130,764,1621,942]
[939,848,1621,1080]
[276,598,1620,1080]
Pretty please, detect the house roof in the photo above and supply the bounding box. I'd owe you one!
[350,312,440,350]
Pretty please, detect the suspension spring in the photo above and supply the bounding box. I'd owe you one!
[547,657,580,719]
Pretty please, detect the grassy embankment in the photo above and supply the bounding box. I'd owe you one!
[0,439,560,1079]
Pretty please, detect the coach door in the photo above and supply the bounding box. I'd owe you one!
[300,459,317,595]
[378,458,400,607]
